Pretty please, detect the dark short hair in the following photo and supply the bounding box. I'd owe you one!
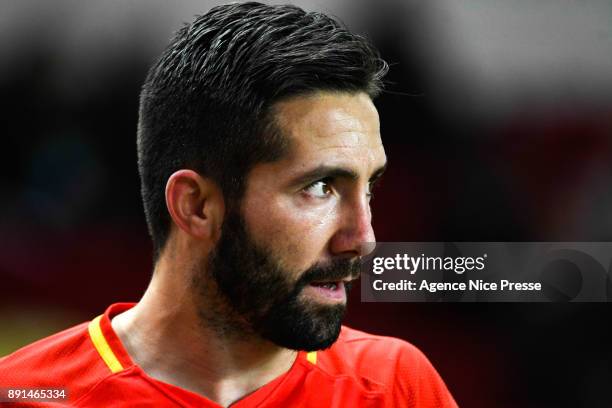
[137,1,388,259]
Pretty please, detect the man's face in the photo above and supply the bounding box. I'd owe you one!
[204,91,386,350]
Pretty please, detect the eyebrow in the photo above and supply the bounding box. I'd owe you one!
[292,163,387,186]
[370,163,387,183]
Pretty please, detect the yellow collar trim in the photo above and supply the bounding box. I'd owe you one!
[306,351,317,365]
[88,313,316,372]
[88,315,124,373]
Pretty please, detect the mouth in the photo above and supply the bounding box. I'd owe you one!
[310,276,355,288]
[305,277,357,302]
[310,281,341,290]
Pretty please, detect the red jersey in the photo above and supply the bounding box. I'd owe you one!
[0,303,457,407]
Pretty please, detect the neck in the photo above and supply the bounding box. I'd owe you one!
[111,254,297,407]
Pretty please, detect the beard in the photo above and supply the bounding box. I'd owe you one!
[194,210,361,351]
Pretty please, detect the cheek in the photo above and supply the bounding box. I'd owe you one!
[244,196,338,269]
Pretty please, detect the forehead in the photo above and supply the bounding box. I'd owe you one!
[271,92,385,169]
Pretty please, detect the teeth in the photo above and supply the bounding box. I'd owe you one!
[312,281,339,290]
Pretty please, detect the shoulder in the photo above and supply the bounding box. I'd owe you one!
[320,326,429,381]
[316,326,458,408]
[0,320,111,400]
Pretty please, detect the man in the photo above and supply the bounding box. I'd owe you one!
[0,3,457,407]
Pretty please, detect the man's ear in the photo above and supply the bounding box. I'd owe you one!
[165,170,225,243]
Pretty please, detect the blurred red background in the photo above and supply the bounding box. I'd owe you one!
[1,1,611,407]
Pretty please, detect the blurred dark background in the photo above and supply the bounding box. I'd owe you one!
[1,1,611,407]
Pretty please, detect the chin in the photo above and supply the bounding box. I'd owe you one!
[255,301,346,351]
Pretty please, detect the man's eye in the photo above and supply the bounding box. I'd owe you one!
[303,180,332,198]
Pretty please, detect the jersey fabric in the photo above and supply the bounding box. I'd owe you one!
[0,303,458,407]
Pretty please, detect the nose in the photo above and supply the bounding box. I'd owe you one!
[329,194,376,258]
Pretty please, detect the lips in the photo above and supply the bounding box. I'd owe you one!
[309,275,356,288]
[298,258,361,301]
[306,280,347,301]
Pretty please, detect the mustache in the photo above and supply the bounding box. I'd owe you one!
[296,258,361,288]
